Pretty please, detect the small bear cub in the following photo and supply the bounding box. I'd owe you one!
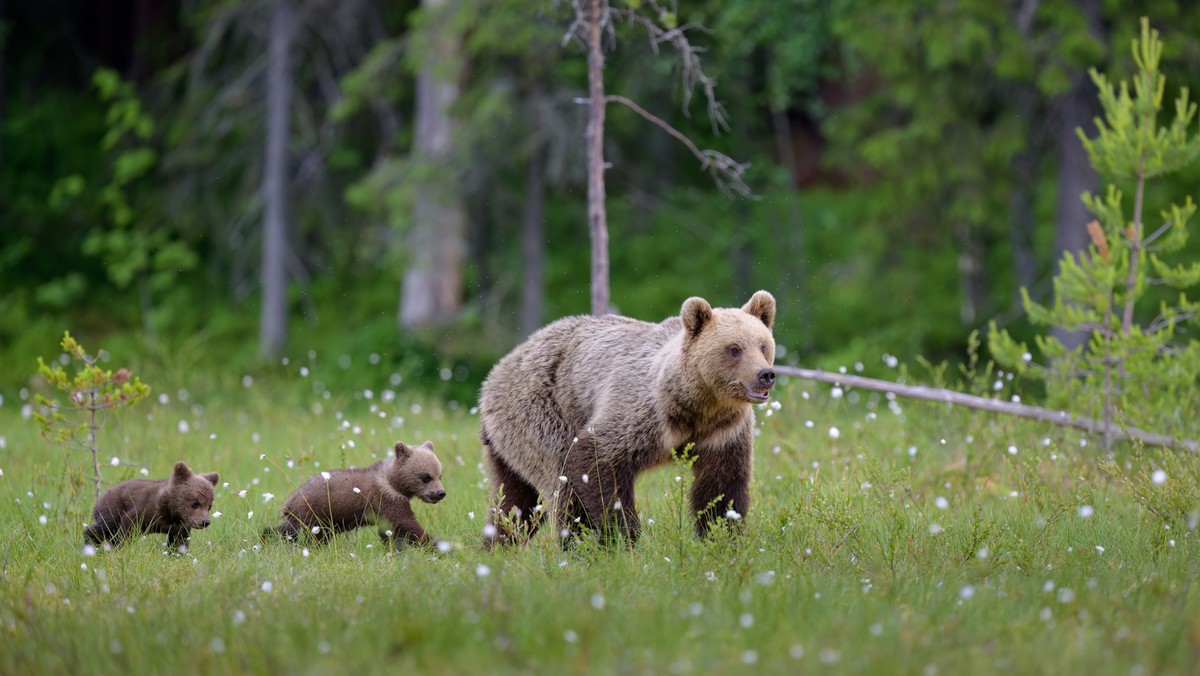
[266,440,446,547]
[85,461,220,551]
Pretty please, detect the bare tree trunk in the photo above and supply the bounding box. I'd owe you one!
[260,0,293,359]
[400,0,466,328]
[586,0,610,315]
[1050,0,1102,353]
[520,147,546,338]
[774,365,1200,453]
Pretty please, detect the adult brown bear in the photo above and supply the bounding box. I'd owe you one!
[480,291,776,545]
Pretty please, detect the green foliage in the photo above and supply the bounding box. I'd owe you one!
[33,332,150,500]
[990,19,1200,440]
[81,69,199,302]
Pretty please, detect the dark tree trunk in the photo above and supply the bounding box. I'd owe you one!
[400,0,466,328]
[259,0,294,359]
[585,0,610,315]
[0,0,6,171]
[1050,0,1103,353]
[1009,146,1038,296]
[520,148,547,339]
[771,107,810,352]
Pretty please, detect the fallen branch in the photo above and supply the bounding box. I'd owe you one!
[775,365,1200,453]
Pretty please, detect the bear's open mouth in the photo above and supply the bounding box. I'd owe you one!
[745,384,770,402]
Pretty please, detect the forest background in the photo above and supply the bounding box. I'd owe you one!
[4,0,1200,405]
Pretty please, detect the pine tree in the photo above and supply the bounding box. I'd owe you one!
[989,18,1200,450]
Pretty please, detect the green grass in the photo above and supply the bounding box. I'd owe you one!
[1,361,1198,675]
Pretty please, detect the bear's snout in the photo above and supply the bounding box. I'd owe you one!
[432,489,447,502]
[757,368,776,389]
[198,519,211,529]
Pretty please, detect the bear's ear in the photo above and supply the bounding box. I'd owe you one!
[681,297,714,338]
[420,441,435,452]
[741,290,776,330]
[172,461,193,483]
[393,441,412,460]
[202,472,220,486]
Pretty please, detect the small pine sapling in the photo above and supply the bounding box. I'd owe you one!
[34,332,150,501]
[990,18,1200,450]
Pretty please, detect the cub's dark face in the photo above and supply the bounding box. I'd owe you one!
[168,462,220,529]
[389,441,447,504]
[682,292,777,405]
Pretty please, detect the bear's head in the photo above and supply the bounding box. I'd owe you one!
[681,290,777,405]
[167,461,219,530]
[387,441,446,504]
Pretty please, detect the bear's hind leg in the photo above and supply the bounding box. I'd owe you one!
[484,446,543,547]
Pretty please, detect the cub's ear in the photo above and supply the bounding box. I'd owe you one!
[420,441,435,452]
[742,290,776,330]
[172,461,193,482]
[681,297,714,338]
[393,441,412,460]
[202,472,220,486]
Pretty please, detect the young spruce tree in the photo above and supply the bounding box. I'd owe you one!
[990,18,1200,450]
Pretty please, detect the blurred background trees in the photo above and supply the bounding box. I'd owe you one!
[3,0,1200,397]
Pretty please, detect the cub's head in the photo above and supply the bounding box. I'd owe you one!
[388,441,446,504]
[167,461,219,529]
[681,290,777,405]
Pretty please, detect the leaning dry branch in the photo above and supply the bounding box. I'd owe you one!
[605,94,751,198]
[615,5,727,134]
[775,365,1200,453]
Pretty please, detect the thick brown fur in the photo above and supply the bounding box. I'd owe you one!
[479,291,777,546]
[84,461,220,551]
[265,441,446,548]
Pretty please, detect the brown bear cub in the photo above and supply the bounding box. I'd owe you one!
[84,461,220,551]
[480,291,777,546]
[265,440,446,548]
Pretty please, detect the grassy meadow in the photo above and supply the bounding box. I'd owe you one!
[0,353,1198,675]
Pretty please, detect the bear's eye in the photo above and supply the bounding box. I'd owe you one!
[420,473,433,483]
[761,344,768,356]
[192,501,201,509]
[728,345,742,358]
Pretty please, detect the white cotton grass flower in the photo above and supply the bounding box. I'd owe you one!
[475,564,491,577]
[261,493,274,503]
[311,526,321,535]
[828,426,840,440]
[960,585,976,600]
[261,581,273,593]
[238,490,248,498]
[1078,505,1094,519]
[437,540,452,553]
[1007,445,1018,455]
[739,613,754,628]
[177,420,190,434]
[110,457,120,467]
[321,472,332,481]
[212,511,222,519]
[563,630,578,643]
[559,475,568,484]
[581,474,589,484]
[1152,469,1168,485]
[82,544,97,557]
[482,524,497,539]
[725,509,742,521]
[353,487,361,494]
[928,523,943,535]
[830,387,844,399]
[590,594,605,610]
[934,496,949,510]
